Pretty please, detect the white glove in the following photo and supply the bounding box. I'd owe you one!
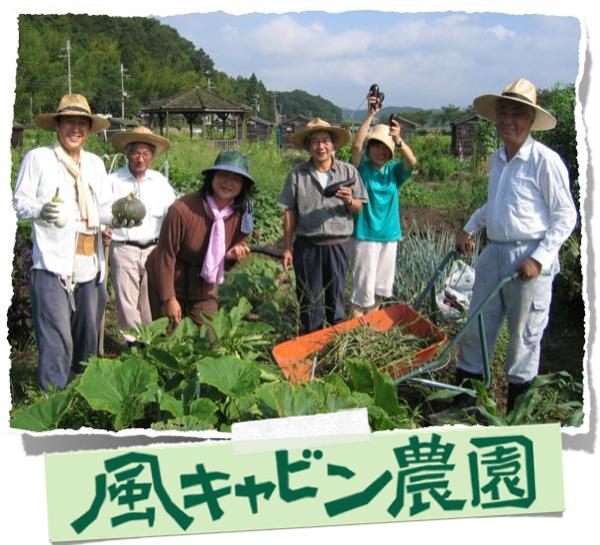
[40,202,60,222]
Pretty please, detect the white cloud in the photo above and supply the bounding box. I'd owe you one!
[487,24,516,39]
[247,15,324,55]
[244,15,371,59]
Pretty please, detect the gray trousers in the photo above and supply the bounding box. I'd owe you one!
[109,243,154,340]
[30,269,107,391]
[457,241,556,384]
[293,237,349,333]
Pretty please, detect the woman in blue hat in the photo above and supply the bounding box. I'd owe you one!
[146,150,256,330]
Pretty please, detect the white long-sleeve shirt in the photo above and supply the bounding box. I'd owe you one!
[105,165,177,243]
[464,136,577,272]
[13,145,110,280]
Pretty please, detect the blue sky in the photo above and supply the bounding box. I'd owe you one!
[160,10,581,110]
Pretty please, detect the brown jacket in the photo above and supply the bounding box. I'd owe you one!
[146,191,246,305]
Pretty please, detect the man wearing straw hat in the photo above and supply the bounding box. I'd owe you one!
[455,79,577,411]
[13,93,111,391]
[278,118,368,333]
[104,127,177,345]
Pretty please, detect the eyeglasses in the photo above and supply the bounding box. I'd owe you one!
[310,137,333,146]
[129,150,153,159]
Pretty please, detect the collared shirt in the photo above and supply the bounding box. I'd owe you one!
[13,144,110,279]
[354,155,412,242]
[464,136,577,271]
[277,158,367,238]
[106,165,177,243]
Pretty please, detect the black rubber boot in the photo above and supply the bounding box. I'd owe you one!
[453,369,484,408]
[506,381,532,413]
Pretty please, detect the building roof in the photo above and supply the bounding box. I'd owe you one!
[282,114,311,124]
[450,114,481,126]
[248,116,274,126]
[143,87,249,114]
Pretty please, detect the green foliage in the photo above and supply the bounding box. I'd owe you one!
[394,223,479,308]
[16,15,279,122]
[206,297,274,361]
[10,389,72,431]
[472,118,497,175]
[479,371,583,426]
[538,83,578,184]
[196,356,262,398]
[334,143,352,163]
[410,135,461,181]
[76,355,159,430]
[555,230,583,309]
[399,178,434,207]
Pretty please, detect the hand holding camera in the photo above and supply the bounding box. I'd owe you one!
[368,83,385,112]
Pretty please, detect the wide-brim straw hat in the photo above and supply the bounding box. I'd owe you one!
[290,117,350,149]
[473,78,556,131]
[35,94,110,133]
[111,126,171,156]
[202,150,256,187]
[365,124,395,157]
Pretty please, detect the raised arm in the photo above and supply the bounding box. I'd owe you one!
[389,119,417,171]
[351,95,379,167]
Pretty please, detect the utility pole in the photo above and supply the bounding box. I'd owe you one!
[272,91,279,124]
[59,40,73,93]
[120,63,129,118]
[252,93,260,117]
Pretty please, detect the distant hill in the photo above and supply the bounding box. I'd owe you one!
[277,90,343,124]
[342,106,443,125]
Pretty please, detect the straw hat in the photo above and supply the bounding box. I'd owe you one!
[365,124,395,157]
[111,126,171,156]
[202,150,256,187]
[290,118,350,149]
[473,78,556,131]
[35,94,110,133]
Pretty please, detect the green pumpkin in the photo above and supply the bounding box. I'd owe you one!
[112,192,146,224]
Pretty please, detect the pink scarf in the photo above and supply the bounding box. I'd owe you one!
[201,196,235,284]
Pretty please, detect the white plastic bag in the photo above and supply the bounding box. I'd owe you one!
[435,260,475,320]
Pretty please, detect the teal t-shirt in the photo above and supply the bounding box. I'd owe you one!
[354,155,412,241]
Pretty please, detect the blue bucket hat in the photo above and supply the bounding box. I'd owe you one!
[202,150,256,187]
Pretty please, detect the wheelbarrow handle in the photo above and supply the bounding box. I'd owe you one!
[395,271,519,387]
[413,249,458,311]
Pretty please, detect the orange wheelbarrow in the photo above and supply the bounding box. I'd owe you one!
[272,251,459,385]
[272,250,519,397]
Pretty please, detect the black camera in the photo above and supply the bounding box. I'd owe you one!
[389,113,400,126]
[368,83,385,111]
[322,178,355,198]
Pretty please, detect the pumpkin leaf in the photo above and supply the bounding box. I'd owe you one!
[171,317,200,341]
[255,381,321,418]
[188,398,219,425]
[196,356,261,397]
[159,392,185,419]
[10,389,72,431]
[373,368,402,415]
[76,355,158,430]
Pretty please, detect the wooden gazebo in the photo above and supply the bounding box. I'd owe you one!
[142,87,250,148]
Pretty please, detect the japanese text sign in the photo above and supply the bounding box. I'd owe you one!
[45,423,564,541]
